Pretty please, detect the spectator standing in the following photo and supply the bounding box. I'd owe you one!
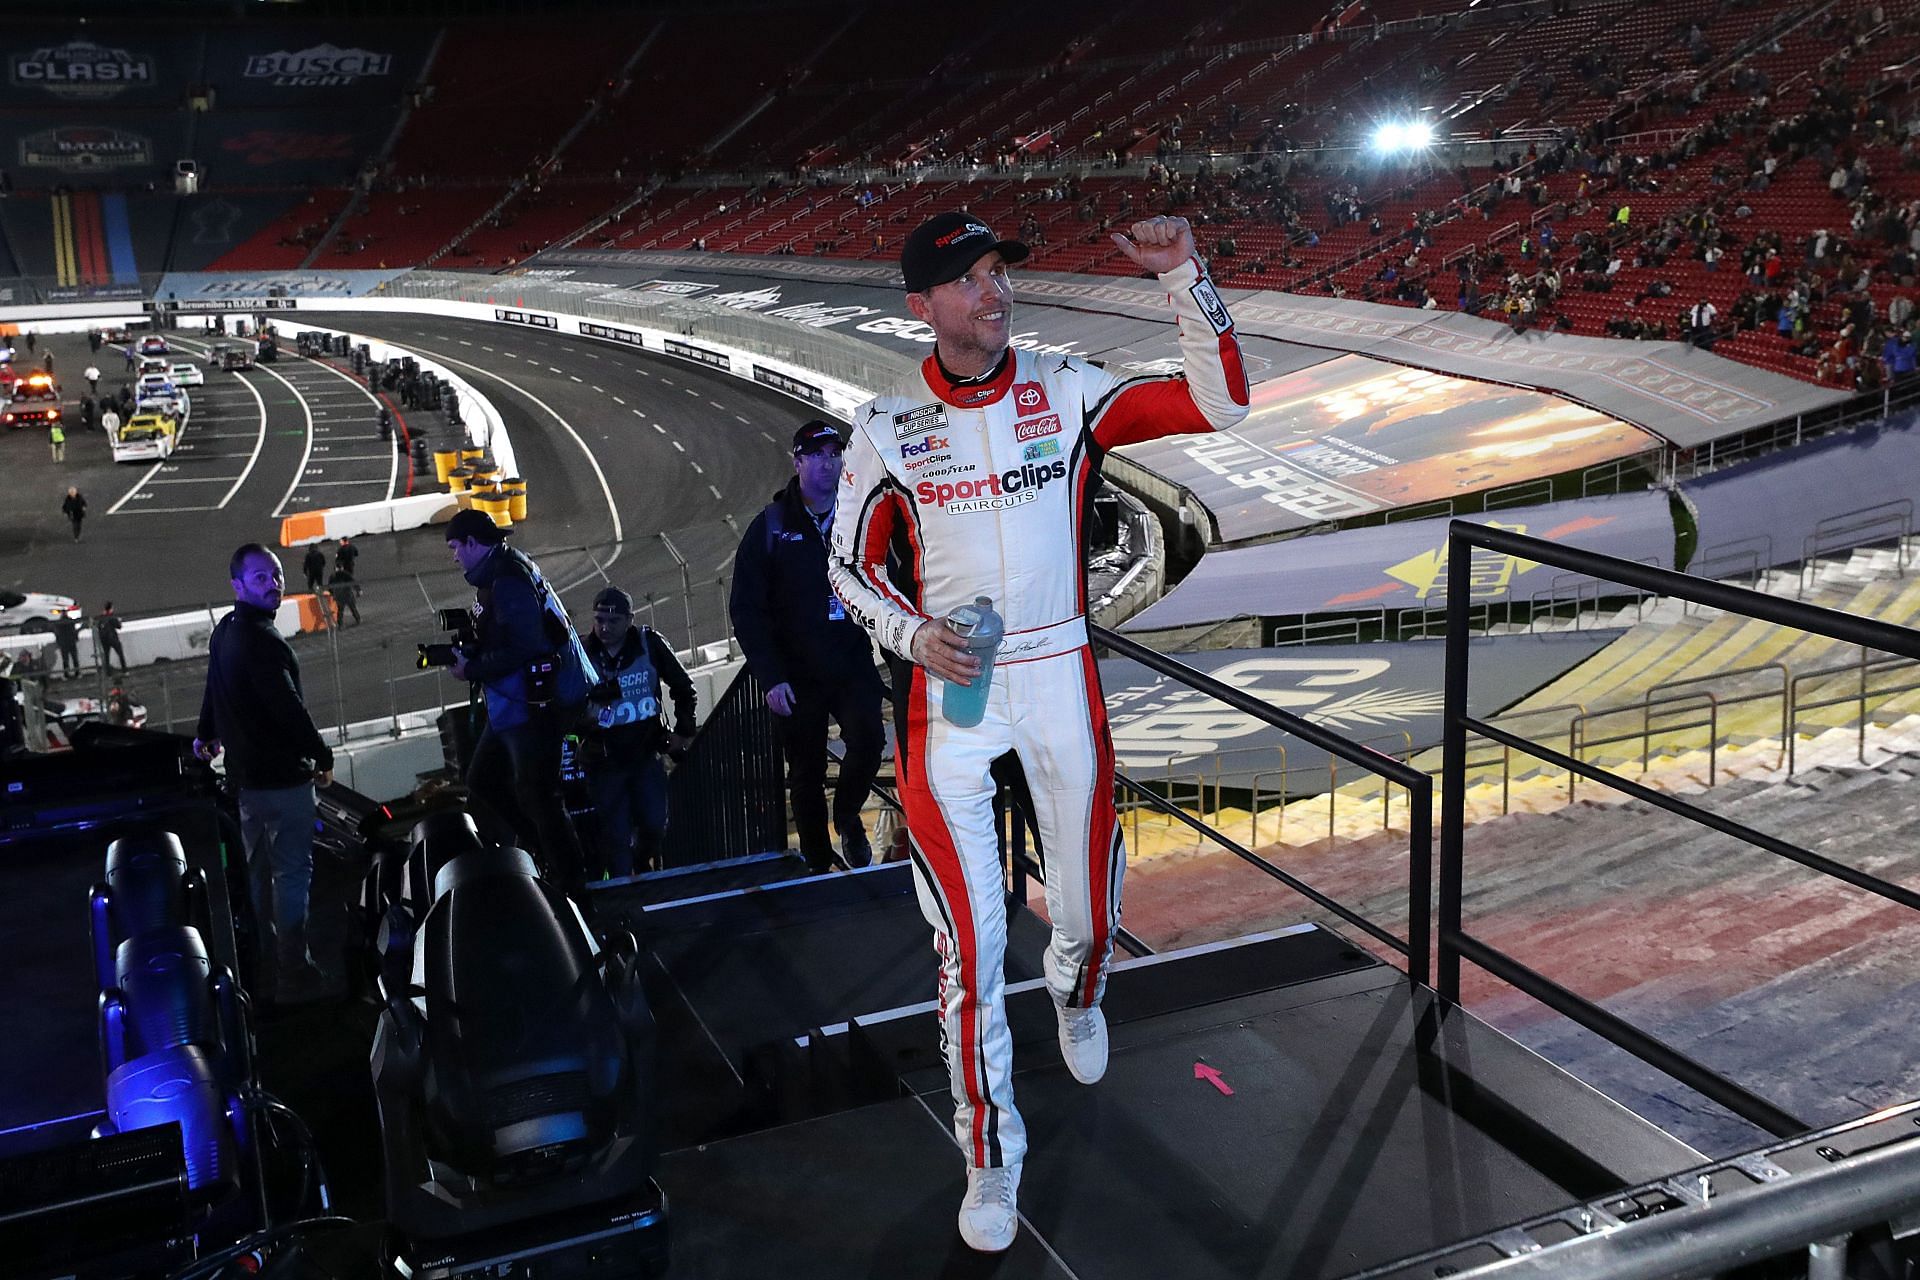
[302,542,327,596]
[52,610,80,677]
[581,586,697,878]
[96,601,128,674]
[61,485,86,541]
[334,535,358,578]
[730,422,886,873]
[327,566,360,626]
[47,419,64,462]
[84,364,100,394]
[100,404,121,440]
[1688,297,1718,348]
[829,212,1248,1251]
[193,545,333,1001]
[444,509,593,896]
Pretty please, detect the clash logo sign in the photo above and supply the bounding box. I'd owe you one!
[21,126,150,171]
[244,44,394,87]
[10,41,155,98]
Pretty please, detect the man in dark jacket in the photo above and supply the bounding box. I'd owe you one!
[302,542,327,596]
[445,508,591,895]
[51,610,81,677]
[582,586,697,878]
[729,421,885,872]
[193,544,333,999]
[95,601,127,674]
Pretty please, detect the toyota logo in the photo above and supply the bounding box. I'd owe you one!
[1017,388,1041,408]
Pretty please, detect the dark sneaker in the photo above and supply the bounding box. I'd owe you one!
[841,829,873,869]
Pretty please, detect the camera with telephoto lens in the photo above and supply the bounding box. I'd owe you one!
[417,608,477,670]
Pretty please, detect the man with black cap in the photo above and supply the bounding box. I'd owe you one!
[730,421,886,872]
[581,585,698,878]
[444,507,594,895]
[829,210,1249,1251]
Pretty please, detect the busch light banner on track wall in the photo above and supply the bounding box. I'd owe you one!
[1098,634,1620,791]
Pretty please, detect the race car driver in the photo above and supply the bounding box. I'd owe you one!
[827,209,1248,1252]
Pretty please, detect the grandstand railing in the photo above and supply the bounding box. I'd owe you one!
[1093,626,1432,985]
[1438,522,1920,1138]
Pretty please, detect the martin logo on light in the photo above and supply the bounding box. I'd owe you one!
[916,459,1067,513]
[245,45,394,87]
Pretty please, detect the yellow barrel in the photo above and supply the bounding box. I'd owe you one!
[459,448,486,465]
[505,486,528,522]
[477,494,513,528]
[432,449,462,484]
[470,465,501,488]
[447,468,471,494]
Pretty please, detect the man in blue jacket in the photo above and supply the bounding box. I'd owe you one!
[582,586,697,878]
[194,544,334,1000]
[445,508,590,896]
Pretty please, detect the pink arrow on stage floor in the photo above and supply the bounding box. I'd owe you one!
[1193,1062,1234,1096]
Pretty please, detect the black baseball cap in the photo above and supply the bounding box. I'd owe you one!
[791,421,843,455]
[593,586,634,616]
[901,212,1029,293]
[445,507,507,545]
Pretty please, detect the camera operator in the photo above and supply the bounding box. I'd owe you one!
[444,509,593,896]
[582,586,697,879]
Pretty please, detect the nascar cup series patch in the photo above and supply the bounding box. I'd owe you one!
[893,403,948,440]
[1190,276,1232,334]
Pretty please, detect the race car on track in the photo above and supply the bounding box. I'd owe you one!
[211,341,254,371]
[112,409,181,463]
[135,372,184,407]
[100,325,132,344]
[168,361,205,387]
[136,335,170,358]
[0,587,80,636]
[138,356,170,378]
[2,372,62,430]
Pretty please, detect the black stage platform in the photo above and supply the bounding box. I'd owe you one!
[617,862,1702,1278]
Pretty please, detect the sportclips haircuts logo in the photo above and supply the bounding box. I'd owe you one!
[495,308,557,329]
[916,459,1067,513]
[244,45,394,87]
[11,41,154,98]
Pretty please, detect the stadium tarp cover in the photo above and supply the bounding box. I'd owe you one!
[520,249,1848,444]
[1098,633,1622,791]
[1113,353,1657,542]
[1122,489,1676,632]
[1682,410,1920,575]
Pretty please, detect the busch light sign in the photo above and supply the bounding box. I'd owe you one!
[10,40,155,98]
[245,44,392,87]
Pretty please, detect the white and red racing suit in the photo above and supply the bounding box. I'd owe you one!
[828,256,1249,1171]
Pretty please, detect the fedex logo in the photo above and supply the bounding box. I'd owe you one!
[1012,382,1049,413]
[916,459,1068,513]
[900,434,949,458]
[1014,414,1061,442]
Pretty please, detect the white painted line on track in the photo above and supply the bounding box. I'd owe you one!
[689,461,703,474]
[653,424,666,435]
[570,375,583,383]
[709,485,724,501]
[736,415,751,424]
[709,400,724,409]
[256,360,317,518]
[612,395,625,405]
[298,356,398,500]
[760,430,775,443]
[670,440,684,452]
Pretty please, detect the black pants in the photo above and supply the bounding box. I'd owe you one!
[776,674,884,870]
[465,712,586,895]
[100,636,126,673]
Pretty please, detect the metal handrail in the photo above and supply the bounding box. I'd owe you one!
[1788,652,1920,773]
[1570,689,1719,793]
[1440,521,1920,1138]
[1097,624,1432,986]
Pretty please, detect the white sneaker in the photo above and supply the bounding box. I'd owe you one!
[1056,1002,1108,1084]
[957,1163,1021,1252]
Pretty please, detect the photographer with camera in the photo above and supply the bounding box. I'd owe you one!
[443,509,593,897]
[581,587,697,879]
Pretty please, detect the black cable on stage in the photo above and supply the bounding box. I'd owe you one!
[162,1215,358,1280]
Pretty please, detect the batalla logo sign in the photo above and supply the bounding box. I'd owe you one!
[21,127,150,171]
[244,45,393,87]
[10,41,155,98]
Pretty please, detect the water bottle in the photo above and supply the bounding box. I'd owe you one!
[940,596,1004,728]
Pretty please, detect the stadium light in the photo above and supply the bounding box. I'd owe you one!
[1371,118,1435,154]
